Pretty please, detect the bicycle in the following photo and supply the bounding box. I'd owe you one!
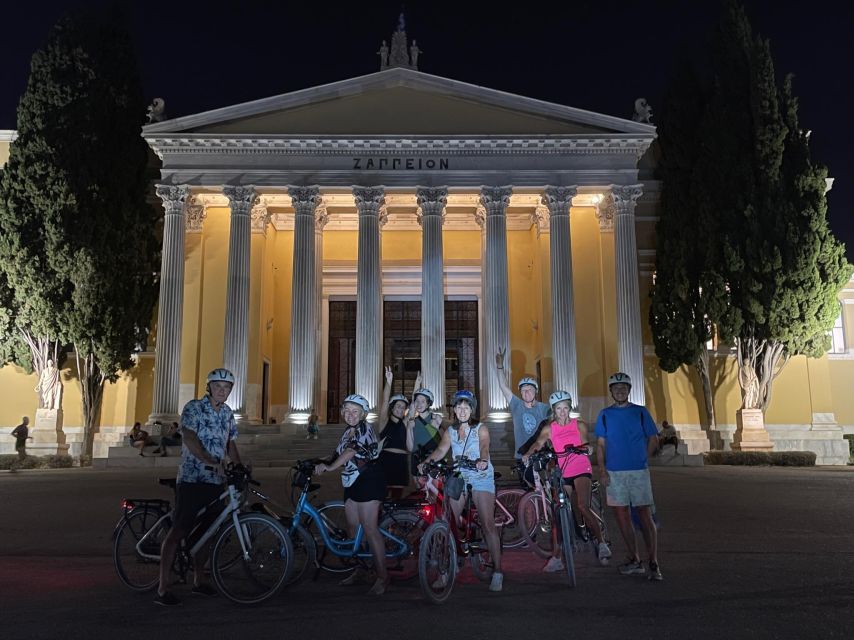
[112,464,294,605]
[417,457,501,604]
[287,460,414,581]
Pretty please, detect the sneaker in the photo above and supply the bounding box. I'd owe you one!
[489,572,503,592]
[153,591,182,607]
[648,562,663,581]
[191,584,218,596]
[618,558,646,576]
[598,542,612,565]
[542,556,565,573]
[339,568,368,586]
[368,578,388,596]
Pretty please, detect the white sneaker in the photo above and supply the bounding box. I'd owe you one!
[489,572,503,592]
[598,542,612,565]
[542,556,565,573]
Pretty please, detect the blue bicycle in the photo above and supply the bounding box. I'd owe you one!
[288,460,414,579]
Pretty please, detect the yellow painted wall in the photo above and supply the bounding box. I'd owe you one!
[324,230,358,262]
[507,229,538,381]
[180,233,205,396]
[195,207,230,393]
[383,230,421,263]
[443,231,481,263]
[0,140,10,165]
[271,229,294,409]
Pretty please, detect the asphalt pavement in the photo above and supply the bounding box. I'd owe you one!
[1,464,853,640]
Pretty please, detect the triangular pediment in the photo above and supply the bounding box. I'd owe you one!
[144,68,653,137]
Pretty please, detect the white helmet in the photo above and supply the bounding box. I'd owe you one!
[342,394,370,413]
[608,372,632,387]
[413,388,434,405]
[206,368,235,386]
[388,394,409,408]
[517,377,539,392]
[548,390,573,409]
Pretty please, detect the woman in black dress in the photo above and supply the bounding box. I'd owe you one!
[378,366,414,498]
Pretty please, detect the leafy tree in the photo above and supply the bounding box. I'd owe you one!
[693,1,850,413]
[0,6,160,454]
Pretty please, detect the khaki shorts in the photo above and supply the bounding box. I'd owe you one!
[606,468,654,507]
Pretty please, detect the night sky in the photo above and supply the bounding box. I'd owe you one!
[1,1,852,253]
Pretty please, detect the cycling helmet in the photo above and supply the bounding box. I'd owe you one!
[608,372,632,387]
[517,376,539,392]
[548,390,573,409]
[413,388,434,406]
[342,394,370,413]
[388,394,409,408]
[206,368,235,385]
[451,390,477,413]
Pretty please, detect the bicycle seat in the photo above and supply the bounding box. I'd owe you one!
[158,478,177,489]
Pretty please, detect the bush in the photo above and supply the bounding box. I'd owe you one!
[0,454,76,470]
[703,451,816,466]
[46,455,74,468]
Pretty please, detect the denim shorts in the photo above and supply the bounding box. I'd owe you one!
[606,468,654,507]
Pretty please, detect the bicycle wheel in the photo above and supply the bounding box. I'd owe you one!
[113,508,170,592]
[211,513,293,605]
[558,505,577,588]
[306,501,356,574]
[517,491,554,558]
[418,521,457,605]
[380,510,426,583]
[495,487,528,549]
[285,522,317,586]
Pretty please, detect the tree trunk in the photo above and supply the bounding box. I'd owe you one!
[695,347,717,430]
[75,349,105,459]
[19,330,61,393]
[736,335,789,415]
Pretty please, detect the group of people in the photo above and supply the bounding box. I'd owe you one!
[152,353,665,606]
[128,421,182,457]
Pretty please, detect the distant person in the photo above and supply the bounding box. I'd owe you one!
[128,422,153,457]
[152,422,182,457]
[658,420,679,454]
[306,413,319,440]
[11,417,32,461]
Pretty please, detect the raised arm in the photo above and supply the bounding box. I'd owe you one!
[521,425,552,462]
[378,366,393,430]
[424,429,452,465]
[493,347,515,404]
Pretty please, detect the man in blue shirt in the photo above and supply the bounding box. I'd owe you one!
[594,372,662,581]
[155,368,244,606]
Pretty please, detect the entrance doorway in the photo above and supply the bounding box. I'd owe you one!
[326,300,357,424]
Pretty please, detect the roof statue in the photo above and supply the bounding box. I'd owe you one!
[146,98,166,123]
[379,13,420,71]
[632,97,653,124]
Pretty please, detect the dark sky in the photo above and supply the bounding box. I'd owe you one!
[1,1,852,253]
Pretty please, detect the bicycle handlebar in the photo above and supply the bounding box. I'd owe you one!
[421,456,479,477]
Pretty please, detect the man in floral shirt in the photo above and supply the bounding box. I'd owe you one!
[155,368,244,606]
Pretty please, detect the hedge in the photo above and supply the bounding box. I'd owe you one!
[0,454,75,470]
[703,451,816,466]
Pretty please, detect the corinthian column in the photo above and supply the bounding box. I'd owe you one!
[287,186,321,422]
[222,185,256,422]
[417,186,448,410]
[480,186,513,418]
[149,184,191,426]
[543,186,579,405]
[608,184,646,405]
[353,186,386,414]
[314,202,328,418]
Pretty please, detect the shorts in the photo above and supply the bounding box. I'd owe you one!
[344,463,386,503]
[605,469,654,507]
[562,472,592,488]
[461,470,495,495]
[173,482,225,535]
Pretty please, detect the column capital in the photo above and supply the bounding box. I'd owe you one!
[222,185,256,215]
[352,186,386,217]
[287,185,322,216]
[416,186,448,226]
[541,185,578,216]
[478,186,513,216]
[607,184,643,214]
[155,184,191,214]
[185,195,206,233]
[251,196,272,234]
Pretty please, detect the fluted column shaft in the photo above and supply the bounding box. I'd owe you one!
[353,186,386,413]
[149,185,191,425]
[417,187,448,409]
[314,205,328,419]
[544,186,579,404]
[222,185,255,420]
[480,186,513,417]
[287,186,321,419]
[610,184,646,405]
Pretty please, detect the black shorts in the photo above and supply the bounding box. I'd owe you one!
[173,482,225,535]
[343,463,386,503]
[562,472,592,488]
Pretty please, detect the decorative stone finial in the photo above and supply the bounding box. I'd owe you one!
[146,98,166,123]
[379,14,420,71]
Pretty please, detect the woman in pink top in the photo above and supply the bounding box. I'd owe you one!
[522,390,611,571]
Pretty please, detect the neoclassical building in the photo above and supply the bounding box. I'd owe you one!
[1,47,853,464]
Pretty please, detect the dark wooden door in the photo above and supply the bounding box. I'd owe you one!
[326,301,357,423]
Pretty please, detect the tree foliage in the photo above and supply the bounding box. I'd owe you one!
[0,6,160,452]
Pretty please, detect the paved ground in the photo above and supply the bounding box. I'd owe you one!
[1,464,853,640]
